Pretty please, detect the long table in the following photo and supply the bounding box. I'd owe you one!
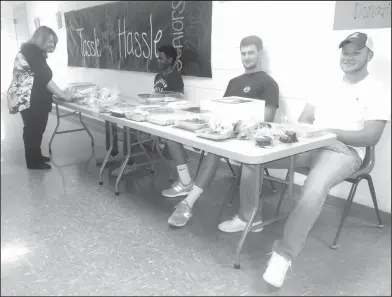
[51,98,337,269]
[98,113,336,269]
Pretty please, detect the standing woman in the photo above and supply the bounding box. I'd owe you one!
[7,26,71,170]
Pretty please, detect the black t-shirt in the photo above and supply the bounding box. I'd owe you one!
[154,70,184,93]
[21,43,53,112]
[223,71,279,108]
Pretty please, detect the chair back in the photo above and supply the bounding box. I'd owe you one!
[351,146,375,178]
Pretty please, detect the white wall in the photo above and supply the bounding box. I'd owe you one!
[23,1,391,212]
[1,1,18,92]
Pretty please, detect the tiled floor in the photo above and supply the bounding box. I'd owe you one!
[1,98,391,296]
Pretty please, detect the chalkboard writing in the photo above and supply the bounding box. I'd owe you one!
[333,1,391,30]
[64,1,212,78]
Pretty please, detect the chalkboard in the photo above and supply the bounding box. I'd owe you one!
[64,1,212,78]
[333,1,391,30]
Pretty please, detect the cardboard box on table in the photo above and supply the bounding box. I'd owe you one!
[200,96,265,123]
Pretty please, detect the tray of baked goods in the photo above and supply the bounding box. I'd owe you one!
[194,119,238,141]
[274,123,324,138]
[195,128,237,140]
[174,118,209,131]
[212,96,252,104]
[231,119,305,148]
[138,92,184,104]
[146,112,192,126]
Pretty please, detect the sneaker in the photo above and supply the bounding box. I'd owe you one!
[168,200,193,227]
[96,154,122,165]
[218,215,263,233]
[263,252,291,288]
[111,163,137,176]
[161,181,194,198]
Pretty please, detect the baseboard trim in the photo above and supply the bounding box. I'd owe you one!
[54,105,391,226]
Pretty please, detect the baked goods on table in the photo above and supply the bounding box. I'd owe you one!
[279,130,298,143]
[233,120,273,140]
[195,118,238,140]
[138,92,184,104]
[175,118,209,131]
[124,110,150,122]
[213,97,252,104]
[146,117,176,126]
[195,127,237,140]
[138,93,165,103]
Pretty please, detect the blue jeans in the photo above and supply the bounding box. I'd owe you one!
[238,141,362,260]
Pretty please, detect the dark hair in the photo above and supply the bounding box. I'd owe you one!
[240,35,263,51]
[28,26,58,49]
[158,45,178,66]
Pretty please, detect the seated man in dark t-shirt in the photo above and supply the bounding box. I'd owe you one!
[107,45,184,176]
[154,45,184,94]
[162,35,279,227]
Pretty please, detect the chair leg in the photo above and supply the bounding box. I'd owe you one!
[364,174,383,228]
[264,169,277,192]
[275,170,290,217]
[330,178,361,250]
[194,150,205,180]
[225,159,237,178]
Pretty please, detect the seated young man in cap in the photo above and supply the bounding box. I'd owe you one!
[220,32,390,288]
[162,35,280,228]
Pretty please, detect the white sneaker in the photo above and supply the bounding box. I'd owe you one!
[161,181,194,198]
[263,252,291,288]
[218,215,263,233]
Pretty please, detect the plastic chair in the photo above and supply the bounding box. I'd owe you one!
[275,146,383,250]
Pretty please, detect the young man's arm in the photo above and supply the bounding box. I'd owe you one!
[298,103,387,147]
[326,121,386,147]
[170,72,184,94]
[260,77,279,122]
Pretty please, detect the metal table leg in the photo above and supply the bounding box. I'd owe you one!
[194,150,205,180]
[49,103,95,154]
[49,104,61,154]
[114,126,132,195]
[235,164,263,269]
[99,122,114,185]
[233,159,295,269]
[287,155,296,199]
[78,112,94,147]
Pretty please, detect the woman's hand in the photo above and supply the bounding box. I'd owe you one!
[59,90,72,101]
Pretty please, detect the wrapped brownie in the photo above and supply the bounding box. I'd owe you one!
[279,130,298,143]
[255,135,274,148]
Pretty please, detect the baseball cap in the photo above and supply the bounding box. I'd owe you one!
[339,32,374,52]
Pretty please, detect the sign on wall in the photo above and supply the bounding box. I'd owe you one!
[64,1,212,78]
[333,1,391,30]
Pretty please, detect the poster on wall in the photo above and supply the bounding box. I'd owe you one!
[64,1,212,78]
[333,1,391,30]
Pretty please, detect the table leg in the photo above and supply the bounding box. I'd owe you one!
[114,126,132,195]
[194,150,205,180]
[78,112,94,147]
[287,155,296,199]
[234,164,263,269]
[99,122,114,185]
[49,104,60,154]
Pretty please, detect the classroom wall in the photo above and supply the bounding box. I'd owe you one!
[17,1,392,212]
[1,1,18,92]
